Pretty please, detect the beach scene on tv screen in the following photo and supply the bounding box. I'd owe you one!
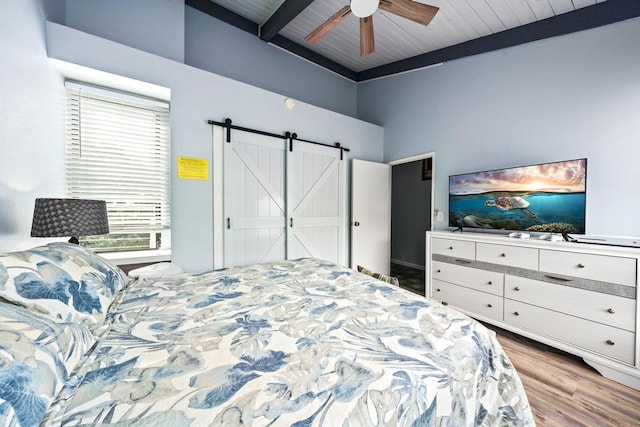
[449,159,586,234]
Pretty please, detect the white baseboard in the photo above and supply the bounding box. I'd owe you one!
[390,259,425,270]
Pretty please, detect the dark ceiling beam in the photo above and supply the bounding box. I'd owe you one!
[269,35,358,81]
[358,0,640,81]
[260,0,314,41]
[186,0,258,35]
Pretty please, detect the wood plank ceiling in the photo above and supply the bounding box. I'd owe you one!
[187,0,640,81]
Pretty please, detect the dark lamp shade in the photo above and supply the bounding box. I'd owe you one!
[31,198,109,239]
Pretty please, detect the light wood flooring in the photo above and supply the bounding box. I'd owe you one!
[489,325,640,426]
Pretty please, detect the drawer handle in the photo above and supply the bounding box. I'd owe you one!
[577,263,585,268]
[607,308,615,314]
[500,253,506,257]
[514,311,520,316]
[514,287,521,291]
[448,246,454,250]
[487,281,492,285]
[487,304,493,308]
[606,340,615,346]
[436,288,441,292]
[544,274,572,282]
[442,301,449,306]
[436,269,441,273]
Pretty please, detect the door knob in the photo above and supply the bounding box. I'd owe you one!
[354,221,360,226]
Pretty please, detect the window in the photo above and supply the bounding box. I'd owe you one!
[66,83,170,253]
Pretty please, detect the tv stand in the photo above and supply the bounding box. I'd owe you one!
[426,230,640,390]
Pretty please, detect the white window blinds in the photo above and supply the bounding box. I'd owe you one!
[66,83,170,252]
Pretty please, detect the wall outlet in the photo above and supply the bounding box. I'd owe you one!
[436,211,444,221]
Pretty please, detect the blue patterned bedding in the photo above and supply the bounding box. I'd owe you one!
[1,245,534,426]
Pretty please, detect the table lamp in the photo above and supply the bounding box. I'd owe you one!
[31,198,109,244]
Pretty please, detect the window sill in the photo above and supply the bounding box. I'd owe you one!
[101,249,171,266]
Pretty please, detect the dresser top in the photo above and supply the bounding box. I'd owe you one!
[428,230,640,258]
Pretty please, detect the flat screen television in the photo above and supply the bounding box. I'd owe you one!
[449,158,587,234]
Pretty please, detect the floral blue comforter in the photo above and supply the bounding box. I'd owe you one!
[29,258,533,426]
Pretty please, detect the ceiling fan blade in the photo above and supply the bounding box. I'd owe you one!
[360,16,375,56]
[305,5,352,44]
[378,0,439,26]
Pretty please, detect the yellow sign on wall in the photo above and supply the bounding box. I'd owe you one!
[177,157,209,180]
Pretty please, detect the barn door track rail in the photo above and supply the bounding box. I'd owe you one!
[208,118,350,160]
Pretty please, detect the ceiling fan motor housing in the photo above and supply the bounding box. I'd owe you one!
[351,0,379,18]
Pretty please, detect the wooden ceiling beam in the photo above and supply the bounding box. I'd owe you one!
[185,0,257,35]
[261,0,314,41]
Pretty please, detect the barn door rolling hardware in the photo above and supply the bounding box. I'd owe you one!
[208,118,350,159]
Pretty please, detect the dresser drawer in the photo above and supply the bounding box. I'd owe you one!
[505,275,636,332]
[431,238,475,260]
[476,243,538,270]
[505,300,635,365]
[539,250,636,287]
[432,260,503,296]
[433,280,503,321]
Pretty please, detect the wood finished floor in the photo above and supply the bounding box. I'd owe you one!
[488,325,640,426]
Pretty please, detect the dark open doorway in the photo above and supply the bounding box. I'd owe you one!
[390,155,433,295]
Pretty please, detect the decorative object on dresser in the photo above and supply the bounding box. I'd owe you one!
[30,198,109,244]
[426,230,640,390]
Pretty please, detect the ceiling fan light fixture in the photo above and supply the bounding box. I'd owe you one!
[351,0,379,18]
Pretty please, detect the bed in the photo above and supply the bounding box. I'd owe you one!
[0,243,534,426]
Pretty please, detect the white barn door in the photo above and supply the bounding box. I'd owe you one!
[223,132,286,267]
[223,132,346,267]
[286,142,345,264]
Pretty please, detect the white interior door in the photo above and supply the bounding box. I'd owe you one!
[223,132,286,267]
[351,159,391,275]
[287,142,345,264]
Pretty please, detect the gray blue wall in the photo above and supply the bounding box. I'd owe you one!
[0,0,66,251]
[46,0,358,117]
[0,0,383,273]
[63,0,185,62]
[358,17,640,239]
[185,7,357,117]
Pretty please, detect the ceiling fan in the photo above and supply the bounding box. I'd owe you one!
[305,0,439,57]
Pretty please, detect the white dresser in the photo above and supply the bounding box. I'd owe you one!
[426,230,640,390]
